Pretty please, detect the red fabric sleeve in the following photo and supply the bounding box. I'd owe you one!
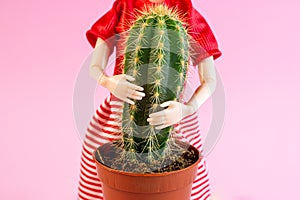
[188,7,222,65]
[86,0,122,52]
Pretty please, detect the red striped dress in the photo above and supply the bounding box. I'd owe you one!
[78,0,221,199]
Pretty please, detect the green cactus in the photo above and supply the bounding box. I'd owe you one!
[121,5,190,163]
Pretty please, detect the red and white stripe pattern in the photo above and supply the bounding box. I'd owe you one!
[78,94,212,200]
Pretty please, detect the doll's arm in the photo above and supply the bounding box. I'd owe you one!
[147,56,216,129]
[89,37,145,105]
[89,37,110,84]
[185,56,217,114]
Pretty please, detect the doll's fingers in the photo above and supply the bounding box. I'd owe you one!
[129,90,145,98]
[128,94,143,100]
[147,114,166,122]
[149,111,165,119]
[127,82,144,91]
[127,90,145,100]
[125,75,135,82]
[122,97,135,105]
[160,101,171,108]
[149,120,165,126]
[155,123,171,130]
[135,91,145,97]
[147,116,166,125]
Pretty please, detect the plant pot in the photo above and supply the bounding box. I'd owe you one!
[93,140,201,200]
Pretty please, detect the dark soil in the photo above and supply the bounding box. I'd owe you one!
[94,140,200,173]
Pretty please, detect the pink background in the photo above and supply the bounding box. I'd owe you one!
[1,0,299,199]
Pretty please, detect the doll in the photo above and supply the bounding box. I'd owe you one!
[78,0,221,199]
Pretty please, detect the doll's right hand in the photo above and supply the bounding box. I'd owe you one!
[101,74,145,105]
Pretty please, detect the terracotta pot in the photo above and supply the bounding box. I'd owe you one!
[93,141,201,200]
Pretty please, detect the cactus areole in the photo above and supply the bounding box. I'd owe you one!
[95,5,199,173]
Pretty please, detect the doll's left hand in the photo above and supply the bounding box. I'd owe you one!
[147,101,193,130]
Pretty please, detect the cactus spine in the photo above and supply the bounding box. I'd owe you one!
[122,5,189,163]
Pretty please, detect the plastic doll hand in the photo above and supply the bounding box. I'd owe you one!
[103,74,145,105]
[147,101,193,129]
